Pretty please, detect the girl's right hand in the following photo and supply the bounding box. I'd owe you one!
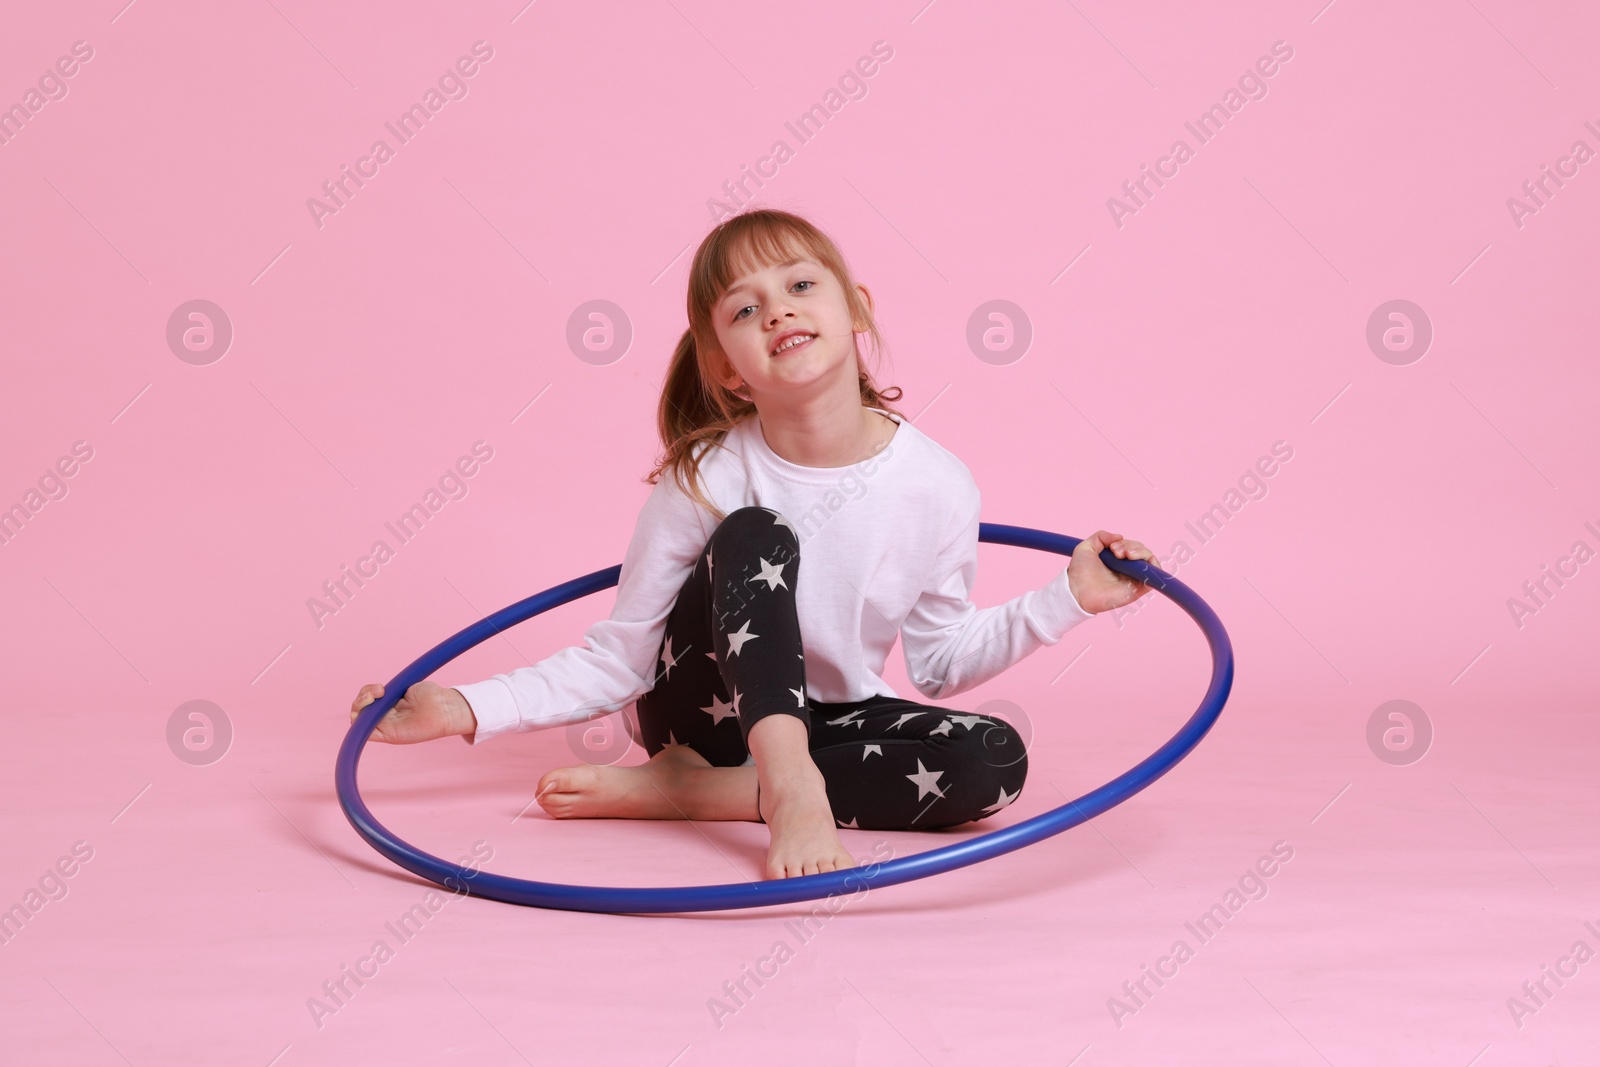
[350,680,477,744]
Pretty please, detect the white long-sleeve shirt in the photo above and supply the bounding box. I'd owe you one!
[455,406,1094,745]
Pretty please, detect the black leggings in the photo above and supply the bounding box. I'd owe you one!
[634,506,1029,831]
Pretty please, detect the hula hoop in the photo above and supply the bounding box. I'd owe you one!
[336,523,1233,914]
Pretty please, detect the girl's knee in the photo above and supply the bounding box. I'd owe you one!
[714,506,799,549]
[958,720,1029,824]
[966,717,1028,774]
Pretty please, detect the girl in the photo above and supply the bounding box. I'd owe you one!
[350,209,1157,881]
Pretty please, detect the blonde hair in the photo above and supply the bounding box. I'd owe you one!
[645,208,905,521]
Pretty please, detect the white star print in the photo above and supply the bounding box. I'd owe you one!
[929,719,953,737]
[700,692,737,725]
[665,728,683,746]
[750,557,788,591]
[861,744,882,760]
[980,785,1020,815]
[948,714,988,732]
[905,759,948,801]
[728,685,743,716]
[887,712,925,731]
[789,687,806,707]
[826,709,868,729]
[837,816,859,828]
[770,511,798,538]
[724,618,759,655]
[659,635,682,679]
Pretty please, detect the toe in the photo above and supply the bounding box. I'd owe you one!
[540,766,587,797]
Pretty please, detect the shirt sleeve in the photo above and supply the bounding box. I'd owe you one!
[898,487,1095,702]
[452,466,716,745]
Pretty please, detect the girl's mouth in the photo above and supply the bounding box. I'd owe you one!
[772,334,815,357]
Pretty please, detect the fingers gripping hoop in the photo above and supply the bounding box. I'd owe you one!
[335,523,1235,914]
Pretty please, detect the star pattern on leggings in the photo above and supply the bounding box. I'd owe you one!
[929,719,953,737]
[770,511,798,538]
[826,709,868,729]
[700,691,737,725]
[980,785,1021,815]
[887,712,926,731]
[948,714,989,731]
[749,557,789,591]
[861,744,882,760]
[905,759,948,801]
[659,635,683,679]
[725,618,759,655]
[837,816,859,829]
[789,687,805,707]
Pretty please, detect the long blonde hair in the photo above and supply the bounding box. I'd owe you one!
[645,208,905,521]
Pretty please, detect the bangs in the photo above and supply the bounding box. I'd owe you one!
[709,221,825,304]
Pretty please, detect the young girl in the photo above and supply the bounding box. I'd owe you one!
[350,209,1157,881]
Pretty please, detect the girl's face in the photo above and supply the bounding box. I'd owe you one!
[707,252,870,406]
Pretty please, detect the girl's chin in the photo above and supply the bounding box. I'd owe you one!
[752,368,857,401]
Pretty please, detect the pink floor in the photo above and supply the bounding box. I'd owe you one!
[4,2,1598,1064]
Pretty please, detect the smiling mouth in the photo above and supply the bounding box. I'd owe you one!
[771,333,816,357]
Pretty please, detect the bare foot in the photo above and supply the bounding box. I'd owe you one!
[760,769,858,880]
[536,745,710,820]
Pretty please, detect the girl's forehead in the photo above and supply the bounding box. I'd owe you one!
[724,248,823,290]
[732,248,810,278]
[729,228,815,270]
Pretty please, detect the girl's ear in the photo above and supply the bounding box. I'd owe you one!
[706,348,743,394]
[852,282,875,331]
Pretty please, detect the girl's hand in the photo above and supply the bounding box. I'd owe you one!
[349,680,478,744]
[1067,529,1159,615]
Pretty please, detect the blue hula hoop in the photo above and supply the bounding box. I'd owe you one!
[336,522,1234,914]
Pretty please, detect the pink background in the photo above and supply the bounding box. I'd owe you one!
[3,1,1597,1064]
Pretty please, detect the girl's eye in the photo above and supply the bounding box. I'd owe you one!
[733,280,813,321]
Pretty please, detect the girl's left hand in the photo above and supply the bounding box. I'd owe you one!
[1067,529,1159,614]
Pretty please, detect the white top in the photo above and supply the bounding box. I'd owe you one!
[455,407,1094,745]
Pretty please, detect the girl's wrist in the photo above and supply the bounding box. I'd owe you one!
[1067,569,1098,615]
[449,688,479,738]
